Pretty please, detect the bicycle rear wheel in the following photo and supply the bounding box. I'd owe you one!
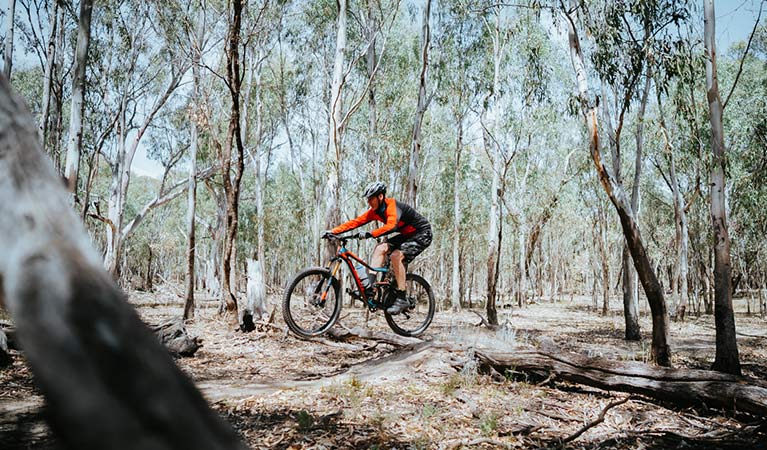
[282,267,341,338]
[385,273,434,337]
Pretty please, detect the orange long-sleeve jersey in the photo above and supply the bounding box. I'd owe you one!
[330,198,430,238]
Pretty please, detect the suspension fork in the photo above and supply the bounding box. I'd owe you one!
[320,258,344,303]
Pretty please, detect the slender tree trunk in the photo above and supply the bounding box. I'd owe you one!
[254,61,266,266]
[485,127,501,324]
[366,0,379,181]
[451,117,463,311]
[184,20,204,320]
[621,72,650,340]
[3,0,15,79]
[484,6,503,325]
[407,0,431,207]
[64,0,94,197]
[596,204,610,316]
[220,0,245,315]
[565,5,671,366]
[49,5,66,169]
[324,0,347,262]
[40,1,61,143]
[703,0,741,375]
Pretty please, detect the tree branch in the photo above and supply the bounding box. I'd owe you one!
[723,1,763,109]
[562,396,632,443]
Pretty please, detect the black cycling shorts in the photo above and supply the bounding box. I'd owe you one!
[386,227,432,264]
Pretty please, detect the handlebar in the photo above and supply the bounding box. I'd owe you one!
[322,233,367,244]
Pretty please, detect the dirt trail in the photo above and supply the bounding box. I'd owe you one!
[2,291,766,449]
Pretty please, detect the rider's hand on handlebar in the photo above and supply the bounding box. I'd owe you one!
[321,230,336,240]
[353,231,372,240]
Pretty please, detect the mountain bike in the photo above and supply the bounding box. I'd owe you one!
[282,233,435,338]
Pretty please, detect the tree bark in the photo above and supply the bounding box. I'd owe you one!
[703,0,741,375]
[0,74,247,450]
[103,70,185,278]
[39,0,61,144]
[483,6,505,325]
[407,0,431,207]
[564,5,671,366]
[64,0,94,197]
[621,71,651,341]
[324,0,347,262]
[471,348,767,418]
[3,0,15,79]
[219,0,246,315]
[451,117,463,311]
[184,26,203,320]
[485,125,501,324]
[366,0,379,180]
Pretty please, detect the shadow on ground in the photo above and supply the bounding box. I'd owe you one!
[222,407,416,449]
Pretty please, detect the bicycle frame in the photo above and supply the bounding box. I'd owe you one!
[326,238,388,308]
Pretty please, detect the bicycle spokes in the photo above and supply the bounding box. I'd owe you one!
[283,268,342,338]
[384,274,434,337]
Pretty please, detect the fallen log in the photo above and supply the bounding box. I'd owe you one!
[151,320,203,357]
[327,326,423,347]
[0,75,246,449]
[0,327,10,367]
[471,349,767,418]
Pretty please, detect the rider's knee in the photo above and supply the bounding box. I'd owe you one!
[374,243,389,254]
[390,250,404,263]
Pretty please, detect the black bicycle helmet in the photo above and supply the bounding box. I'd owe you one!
[362,181,386,198]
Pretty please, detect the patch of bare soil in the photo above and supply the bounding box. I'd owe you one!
[2,288,766,449]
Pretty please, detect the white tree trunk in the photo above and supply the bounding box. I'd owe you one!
[3,0,15,79]
[39,1,61,143]
[451,121,463,311]
[243,258,267,322]
[64,0,94,196]
[407,0,431,207]
[704,0,740,374]
[324,0,347,258]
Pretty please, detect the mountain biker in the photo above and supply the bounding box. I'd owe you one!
[322,181,432,315]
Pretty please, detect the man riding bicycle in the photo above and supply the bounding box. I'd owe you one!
[323,182,432,315]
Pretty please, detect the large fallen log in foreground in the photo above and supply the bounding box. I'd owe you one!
[473,349,767,418]
[315,326,767,418]
[0,76,245,449]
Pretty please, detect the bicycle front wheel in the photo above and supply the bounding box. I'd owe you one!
[282,267,342,338]
[385,273,435,337]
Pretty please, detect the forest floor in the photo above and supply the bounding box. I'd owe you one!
[2,287,767,449]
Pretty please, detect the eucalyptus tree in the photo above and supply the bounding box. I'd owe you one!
[322,0,400,261]
[64,0,94,197]
[562,0,676,365]
[324,0,348,261]
[9,0,67,159]
[703,0,740,375]
[3,0,15,78]
[729,24,767,310]
[183,0,208,321]
[584,0,689,340]
[431,0,487,310]
[214,0,246,314]
[406,0,432,207]
[40,1,64,145]
[83,0,190,278]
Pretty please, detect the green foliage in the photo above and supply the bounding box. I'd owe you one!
[6,0,767,308]
[295,410,314,432]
